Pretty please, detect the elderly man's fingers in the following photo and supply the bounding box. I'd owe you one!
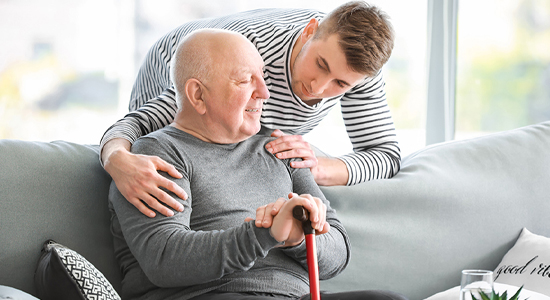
[312,196,327,231]
[255,205,268,227]
[316,222,331,235]
[270,197,287,216]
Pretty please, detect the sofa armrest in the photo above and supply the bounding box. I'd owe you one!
[0,140,121,296]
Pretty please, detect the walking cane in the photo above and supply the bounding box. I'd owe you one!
[293,205,321,300]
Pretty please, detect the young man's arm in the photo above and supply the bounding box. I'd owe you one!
[266,131,349,186]
[102,137,187,218]
[337,70,401,185]
[264,71,400,186]
[100,87,188,217]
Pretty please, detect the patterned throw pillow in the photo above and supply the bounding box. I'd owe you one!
[34,240,120,300]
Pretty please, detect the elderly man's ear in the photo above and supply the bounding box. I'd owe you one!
[184,78,207,115]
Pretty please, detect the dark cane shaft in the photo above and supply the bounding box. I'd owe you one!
[292,206,321,300]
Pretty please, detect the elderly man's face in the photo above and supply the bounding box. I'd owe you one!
[202,39,270,143]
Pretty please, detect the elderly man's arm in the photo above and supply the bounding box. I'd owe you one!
[279,161,351,280]
[109,172,282,288]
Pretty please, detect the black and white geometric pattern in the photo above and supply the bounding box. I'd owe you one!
[53,245,121,300]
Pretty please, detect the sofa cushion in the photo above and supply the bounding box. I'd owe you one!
[35,240,120,300]
[493,228,550,296]
[319,121,550,300]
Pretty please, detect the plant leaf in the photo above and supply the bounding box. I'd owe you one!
[500,290,507,300]
[510,285,524,300]
[478,290,492,300]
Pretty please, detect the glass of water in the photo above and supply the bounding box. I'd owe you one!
[459,270,494,300]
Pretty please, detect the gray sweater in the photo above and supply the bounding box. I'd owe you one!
[108,126,351,300]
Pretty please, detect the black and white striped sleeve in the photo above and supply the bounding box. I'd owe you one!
[337,71,401,185]
[99,88,178,154]
[99,30,179,159]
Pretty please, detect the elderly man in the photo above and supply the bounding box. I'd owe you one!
[108,29,406,300]
[102,1,401,219]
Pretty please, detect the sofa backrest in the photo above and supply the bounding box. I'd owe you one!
[319,121,550,299]
[0,140,122,296]
[1,121,549,300]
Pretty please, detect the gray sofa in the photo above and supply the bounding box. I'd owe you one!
[1,121,549,300]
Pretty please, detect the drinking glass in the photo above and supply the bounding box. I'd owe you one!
[459,269,494,300]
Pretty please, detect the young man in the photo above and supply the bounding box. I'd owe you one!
[102,1,401,218]
[108,28,406,300]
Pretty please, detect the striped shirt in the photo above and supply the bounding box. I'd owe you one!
[100,8,401,185]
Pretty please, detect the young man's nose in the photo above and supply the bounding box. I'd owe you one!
[311,76,330,95]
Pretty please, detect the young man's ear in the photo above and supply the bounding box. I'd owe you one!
[301,18,319,43]
[185,78,207,115]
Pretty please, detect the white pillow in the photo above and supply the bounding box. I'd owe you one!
[493,228,550,297]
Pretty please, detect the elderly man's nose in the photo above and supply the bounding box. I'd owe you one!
[255,77,270,100]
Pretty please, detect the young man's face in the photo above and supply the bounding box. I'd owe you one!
[291,33,366,102]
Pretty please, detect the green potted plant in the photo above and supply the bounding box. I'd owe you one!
[471,286,525,300]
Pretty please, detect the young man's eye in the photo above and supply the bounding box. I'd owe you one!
[336,81,346,88]
[316,60,325,70]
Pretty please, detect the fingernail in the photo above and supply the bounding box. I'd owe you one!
[266,147,273,153]
[178,205,184,212]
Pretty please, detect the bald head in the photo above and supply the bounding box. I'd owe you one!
[170,29,260,108]
[168,28,269,144]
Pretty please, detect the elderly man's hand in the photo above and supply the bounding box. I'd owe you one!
[246,193,330,247]
[245,197,287,228]
[270,193,330,247]
[104,147,187,218]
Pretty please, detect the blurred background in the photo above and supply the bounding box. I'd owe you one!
[1,0,549,157]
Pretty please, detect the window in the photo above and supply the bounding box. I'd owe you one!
[1,0,426,158]
[0,0,129,144]
[455,0,550,140]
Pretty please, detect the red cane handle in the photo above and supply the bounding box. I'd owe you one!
[292,205,321,300]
